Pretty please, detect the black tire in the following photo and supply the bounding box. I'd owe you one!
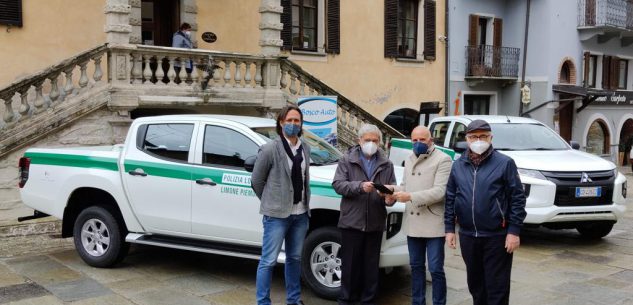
[576,221,614,239]
[73,206,129,267]
[301,227,342,300]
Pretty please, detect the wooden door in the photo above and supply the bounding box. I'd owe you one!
[141,0,180,47]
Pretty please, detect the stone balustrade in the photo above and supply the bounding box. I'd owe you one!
[0,43,403,157]
[0,45,108,130]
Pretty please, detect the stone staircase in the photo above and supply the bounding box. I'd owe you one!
[0,44,402,159]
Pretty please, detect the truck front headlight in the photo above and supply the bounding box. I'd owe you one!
[517,168,547,180]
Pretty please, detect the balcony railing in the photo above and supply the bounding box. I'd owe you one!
[465,45,520,79]
[578,0,633,30]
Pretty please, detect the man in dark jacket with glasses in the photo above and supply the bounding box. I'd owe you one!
[444,119,526,305]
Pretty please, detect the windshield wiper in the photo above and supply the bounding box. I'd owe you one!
[495,148,518,151]
[532,148,560,151]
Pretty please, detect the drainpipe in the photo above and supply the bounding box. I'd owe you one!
[519,0,531,116]
[444,0,450,116]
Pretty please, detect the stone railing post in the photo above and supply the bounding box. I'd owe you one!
[104,0,131,45]
[259,0,283,56]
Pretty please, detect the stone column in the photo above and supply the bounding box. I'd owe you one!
[129,0,142,44]
[104,0,132,45]
[259,0,283,56]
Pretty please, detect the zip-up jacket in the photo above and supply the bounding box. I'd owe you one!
[332,146,397,232]
[444,149,526,237]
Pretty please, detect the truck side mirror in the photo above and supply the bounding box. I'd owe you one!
[244,156,257,172]
[454,141,468,153]
[570,141,580,150]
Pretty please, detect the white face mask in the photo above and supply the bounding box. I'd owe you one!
[361,142,378,157]
[469,140,491,155]
[184,31,191,37]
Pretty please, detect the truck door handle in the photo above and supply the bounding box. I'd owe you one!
[128,169,147,177]
[196,178,217,186]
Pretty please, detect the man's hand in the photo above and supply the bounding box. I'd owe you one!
[505,234,520,253]
[361,182,375,193]
[393,191,412,202]
[445,233,457,249]
[385,195,396,206]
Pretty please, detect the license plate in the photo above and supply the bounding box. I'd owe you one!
[575,186,601,198]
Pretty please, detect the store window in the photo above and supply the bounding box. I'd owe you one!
[586,119,610,155]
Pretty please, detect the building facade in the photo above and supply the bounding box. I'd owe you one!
[0,0,447,137]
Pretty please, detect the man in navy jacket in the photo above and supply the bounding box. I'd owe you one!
[444,119,526,305]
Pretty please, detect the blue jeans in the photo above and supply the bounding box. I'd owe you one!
[407,236,447,305]
[256,213,309,305]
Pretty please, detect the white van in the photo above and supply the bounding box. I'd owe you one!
[389,115,627,239]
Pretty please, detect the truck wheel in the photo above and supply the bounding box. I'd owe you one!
[301,227,342,300]
[576,222,614,239]
[73,206,129,267]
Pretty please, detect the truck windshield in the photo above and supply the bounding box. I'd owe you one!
[491,123,569,151]
[251,127,342,165]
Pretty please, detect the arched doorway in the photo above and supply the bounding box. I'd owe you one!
[586,119,610,156]
[384,108,419,137]
[619,119,633,165]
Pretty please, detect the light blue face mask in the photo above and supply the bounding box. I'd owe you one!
[283,123,301,137]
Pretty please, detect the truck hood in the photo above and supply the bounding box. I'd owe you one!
[310,164,405,184]
[499,150,615,172]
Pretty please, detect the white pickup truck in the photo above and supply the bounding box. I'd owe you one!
[18,115,408,299]
[389,115,628,239]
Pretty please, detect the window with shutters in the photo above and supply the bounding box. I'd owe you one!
[385,0,436,61]
[398,0,418,58]
[0,0,22,27]
[618,59,628,90]
[586,55,597,88]
[292,0,318,51]
[281,0,339,54]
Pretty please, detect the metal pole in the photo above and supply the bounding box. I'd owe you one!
[444,0,450,117]
[519,0,531,116]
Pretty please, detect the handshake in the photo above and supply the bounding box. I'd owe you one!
[360,182,411,206]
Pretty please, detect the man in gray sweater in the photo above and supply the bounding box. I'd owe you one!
[251,105,311,305]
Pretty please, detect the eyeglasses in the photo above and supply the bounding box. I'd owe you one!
[466,134,491,141]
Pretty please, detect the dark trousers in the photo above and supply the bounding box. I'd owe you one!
[459,234,513,305]
[338,229,382,305]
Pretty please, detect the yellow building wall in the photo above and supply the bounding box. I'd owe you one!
[288,0,447,121]
[0,0,106,87]
[196,0,261,54]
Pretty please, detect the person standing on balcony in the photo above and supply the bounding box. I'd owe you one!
[444,120,527,305]
[251,105,311,305]
[388,126,452,305]
[332,124,396,305]
[172,22,193,75]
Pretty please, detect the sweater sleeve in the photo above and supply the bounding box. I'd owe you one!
[332,156,364,197]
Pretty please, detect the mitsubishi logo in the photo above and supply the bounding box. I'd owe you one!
[580,172,592,183]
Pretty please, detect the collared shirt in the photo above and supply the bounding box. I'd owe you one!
[284,136,307,215]
[359,150,377,179]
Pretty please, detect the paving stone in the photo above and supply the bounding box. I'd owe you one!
[550,281,632,305]
[44,278,111,302]
[131,287,211,305]
[164,273,237,297]
[105,277,164,298]
[612,270,633,282]
[0,281,50,304]
[67,294,135,305]
[4,255,82,286]
[0,264,27,287]
[50,251,144,284]
[204,287,257,305]
[5,295,63,305]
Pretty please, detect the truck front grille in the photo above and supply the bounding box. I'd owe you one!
[541,170,615,207]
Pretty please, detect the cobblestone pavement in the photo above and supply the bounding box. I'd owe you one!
[1,173,632,305]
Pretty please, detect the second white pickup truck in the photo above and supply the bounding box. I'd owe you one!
[18,115,408,299]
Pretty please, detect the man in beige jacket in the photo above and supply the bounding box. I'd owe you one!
[387,126,452,305]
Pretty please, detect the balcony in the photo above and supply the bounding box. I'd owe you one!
[578,0,633,44]
[464,45,520,86]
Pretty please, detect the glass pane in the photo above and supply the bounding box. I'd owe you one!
[141,2,154,21]
[588,57,596,87]
[292,0,299,5]
[491,124,569,151]
[449,123,467,148]
[303,28,316,49]
[203,126,259,168]
[405,20,416,39]
[292,27,302,48]
[292,6,300,26]
[303,7,316,28]
[406,1,417,19]
[405,38,416,57]
[304,0,316,7]
[251,127,342,164]
[143,124,194,161]
[430,122,450,145]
